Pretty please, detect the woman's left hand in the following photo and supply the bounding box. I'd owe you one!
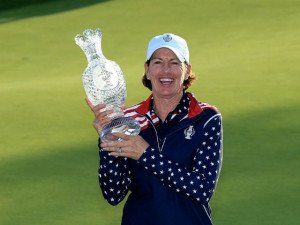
[100,133,149,160]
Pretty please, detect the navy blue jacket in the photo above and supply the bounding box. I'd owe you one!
[98,92,223,225]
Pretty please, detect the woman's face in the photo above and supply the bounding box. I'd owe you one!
[145,48,191,100]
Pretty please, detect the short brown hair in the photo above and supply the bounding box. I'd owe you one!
[142,60,196,91]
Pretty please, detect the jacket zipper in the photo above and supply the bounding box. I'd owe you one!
[137,112,203,153]
[140,113,166,152]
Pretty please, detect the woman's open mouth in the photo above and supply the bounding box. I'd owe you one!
[160,78,174,85]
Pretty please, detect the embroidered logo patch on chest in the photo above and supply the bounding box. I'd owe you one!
[184,125,195,140]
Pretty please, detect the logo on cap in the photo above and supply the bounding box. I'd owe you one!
[163,34,172,42]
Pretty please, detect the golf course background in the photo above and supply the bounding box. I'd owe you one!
[0,0,299,224]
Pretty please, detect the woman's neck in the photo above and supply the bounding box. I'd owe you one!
[153,92,183,122]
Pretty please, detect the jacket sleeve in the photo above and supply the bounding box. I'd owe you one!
[98,139,132,206]
[137,113,223,204]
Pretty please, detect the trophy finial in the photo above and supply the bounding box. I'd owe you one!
[75,28,104,62]
[75,28,102,47]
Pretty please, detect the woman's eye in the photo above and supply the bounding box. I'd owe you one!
[171,61,180,65]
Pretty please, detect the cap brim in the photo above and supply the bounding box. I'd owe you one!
[147,45,186,63]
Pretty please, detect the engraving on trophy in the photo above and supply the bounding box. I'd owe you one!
[93,63,118,91]
[75,28,140,141]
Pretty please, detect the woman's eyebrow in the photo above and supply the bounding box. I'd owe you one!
[152,57,179,61]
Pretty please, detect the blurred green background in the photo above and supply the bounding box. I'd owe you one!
[0,0,299,224]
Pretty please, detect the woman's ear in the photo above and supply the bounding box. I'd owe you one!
[185,64,192,80]
[144,63,150,80]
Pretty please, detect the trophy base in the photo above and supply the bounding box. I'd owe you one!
[100,117,141,141]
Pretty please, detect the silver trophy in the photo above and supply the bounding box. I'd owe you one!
[75,28,140,141]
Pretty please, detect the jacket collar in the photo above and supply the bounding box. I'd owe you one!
[135,92,203,118]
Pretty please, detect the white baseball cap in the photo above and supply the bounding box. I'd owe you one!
[146,33,190,64]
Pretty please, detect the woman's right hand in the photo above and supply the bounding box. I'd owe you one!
[85,98,114,134]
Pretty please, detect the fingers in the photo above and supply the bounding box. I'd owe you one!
[110,132,130,141]
[100,133,149,160]
[93,116,111,131]
[100,133,127,148]
[100,143,126,157]
[94,108,113,120]
[103,146,128,158]
[85,98,94,110]
[86,101,106,115]
[85,98,115,132]
[85,97,110,114]
[93,108,114,131]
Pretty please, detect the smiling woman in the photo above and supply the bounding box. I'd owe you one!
[142,35,196,93]
[86,33,223,225]
[144,48,191,120]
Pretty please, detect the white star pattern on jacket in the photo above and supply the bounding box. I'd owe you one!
[98,113,222,205]
[138,114,222,204]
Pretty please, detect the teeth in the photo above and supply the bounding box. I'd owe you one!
[160,78,173,82]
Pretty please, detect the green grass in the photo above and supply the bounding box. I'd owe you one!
[0,0,299,224]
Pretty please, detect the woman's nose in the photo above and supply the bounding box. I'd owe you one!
[162,63,171,72]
